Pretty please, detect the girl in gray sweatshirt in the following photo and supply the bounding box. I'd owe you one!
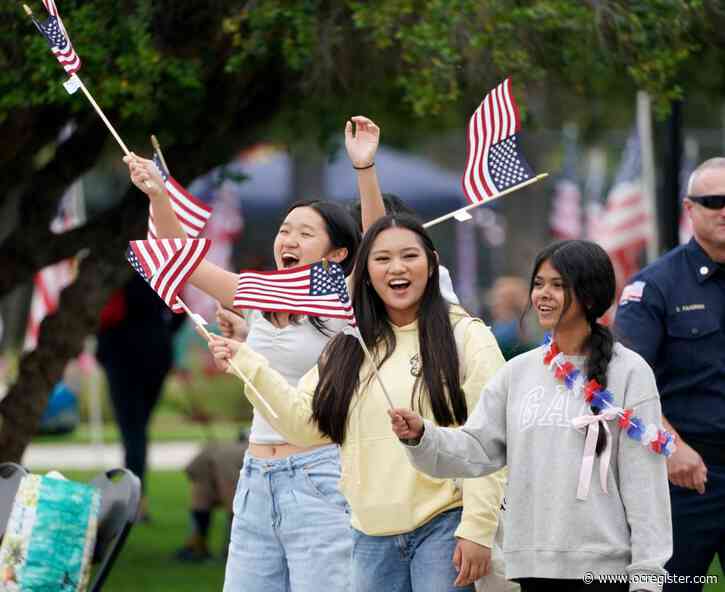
[391,240,673,592]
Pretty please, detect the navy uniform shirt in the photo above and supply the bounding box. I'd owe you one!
[614,238,725,446]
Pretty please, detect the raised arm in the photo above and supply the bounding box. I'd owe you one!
[345,116,385,233]
[124,154,239,308]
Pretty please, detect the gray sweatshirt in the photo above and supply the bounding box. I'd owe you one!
[405,343,672,592]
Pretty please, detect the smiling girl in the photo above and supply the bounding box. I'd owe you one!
[209,214,507,591]
[391,240,673,592]
[124,155,361,591]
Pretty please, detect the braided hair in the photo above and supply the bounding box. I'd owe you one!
[529,240,616,453]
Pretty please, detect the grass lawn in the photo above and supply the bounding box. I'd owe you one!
[66,470,227,592]
[65,470,725,592]
[33,417,242,446]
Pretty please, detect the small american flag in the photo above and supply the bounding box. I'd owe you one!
[31,0,81,75]
[462,78,534,204]
[594,130,651,295]
[148,150,213,239]
[233,261,356,323]
[127,238,210,313]
[550,125,583,240]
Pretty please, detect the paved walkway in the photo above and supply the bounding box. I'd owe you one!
[23,441,200,471]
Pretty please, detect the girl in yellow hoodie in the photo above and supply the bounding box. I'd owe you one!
[210,214,507,591]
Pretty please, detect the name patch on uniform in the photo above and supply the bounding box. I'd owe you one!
[619,280,646,305]
[675,304,705,313]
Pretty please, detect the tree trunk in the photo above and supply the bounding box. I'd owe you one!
[0,189,145,463]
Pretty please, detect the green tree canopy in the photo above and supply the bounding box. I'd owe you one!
[0,0,713,460]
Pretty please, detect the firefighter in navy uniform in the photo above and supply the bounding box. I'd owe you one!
[614,158,725,591]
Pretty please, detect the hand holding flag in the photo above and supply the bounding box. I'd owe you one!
[149,139,213,239]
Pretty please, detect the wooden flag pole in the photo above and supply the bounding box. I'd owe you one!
[319,258,395,410]
[423,173,549,229]
[56,76,132,157]
[75,76,130,155]
[353,332,395,410]
[175,297,279,420]
[150,135,169,171]
[24,2,129,154]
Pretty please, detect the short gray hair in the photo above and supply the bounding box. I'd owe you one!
[687,157,725,195]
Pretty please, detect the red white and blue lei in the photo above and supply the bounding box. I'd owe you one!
[543,334,676,457]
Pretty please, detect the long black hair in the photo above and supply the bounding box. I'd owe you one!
[265,199,360,336]
[529,240,616,453]
[311,214,468,444]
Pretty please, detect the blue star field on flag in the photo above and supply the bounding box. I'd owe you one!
[33,15,67,50]
[488,134,534,192]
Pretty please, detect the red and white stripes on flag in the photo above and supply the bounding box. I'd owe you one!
[233,262,356,323]
[462,78,533,204]
[24,261,75,351]
[148,151,213,239]
[24,182,83,351]
[594,130,651,294]
[41,0,81,74]
[550,179,583,240]
[127,238,210,313]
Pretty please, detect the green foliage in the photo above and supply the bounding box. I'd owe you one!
[1,0,205,125]
[0,1,712,141]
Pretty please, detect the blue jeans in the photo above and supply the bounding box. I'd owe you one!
[352,508,475,592]
[223,445,352,592]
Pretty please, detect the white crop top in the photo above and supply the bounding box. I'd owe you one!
[245,310,345,444]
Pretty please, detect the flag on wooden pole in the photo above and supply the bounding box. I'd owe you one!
[28,0,81,75]
[424,78,544,229]
[127,238,210,313]
[23,3,134,155]
[233,261,356,323]
[462,78,534,205]
[147,146,213,240]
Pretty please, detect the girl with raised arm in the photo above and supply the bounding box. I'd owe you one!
[391,240,672,592]
[123,160,361,591]
[209,214,508,591]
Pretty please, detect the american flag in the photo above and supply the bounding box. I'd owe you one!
[148,149,213,239]
[233,261,356,323]
[31,0,81,75]
[127,238,211,313]
[594,130,651,296]
[462,78,534,204]
[550,124,583,240]
[24,182,83,351]
[678,137,698,245]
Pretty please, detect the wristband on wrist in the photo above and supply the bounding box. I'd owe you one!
[353,162,375,170]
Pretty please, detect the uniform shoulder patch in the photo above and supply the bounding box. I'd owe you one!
[619,280,646,305]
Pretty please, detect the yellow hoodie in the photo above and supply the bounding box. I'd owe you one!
[230,306,507,546]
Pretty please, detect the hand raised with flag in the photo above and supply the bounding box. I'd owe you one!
[124,153,165,200]
[345,116,379,169]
